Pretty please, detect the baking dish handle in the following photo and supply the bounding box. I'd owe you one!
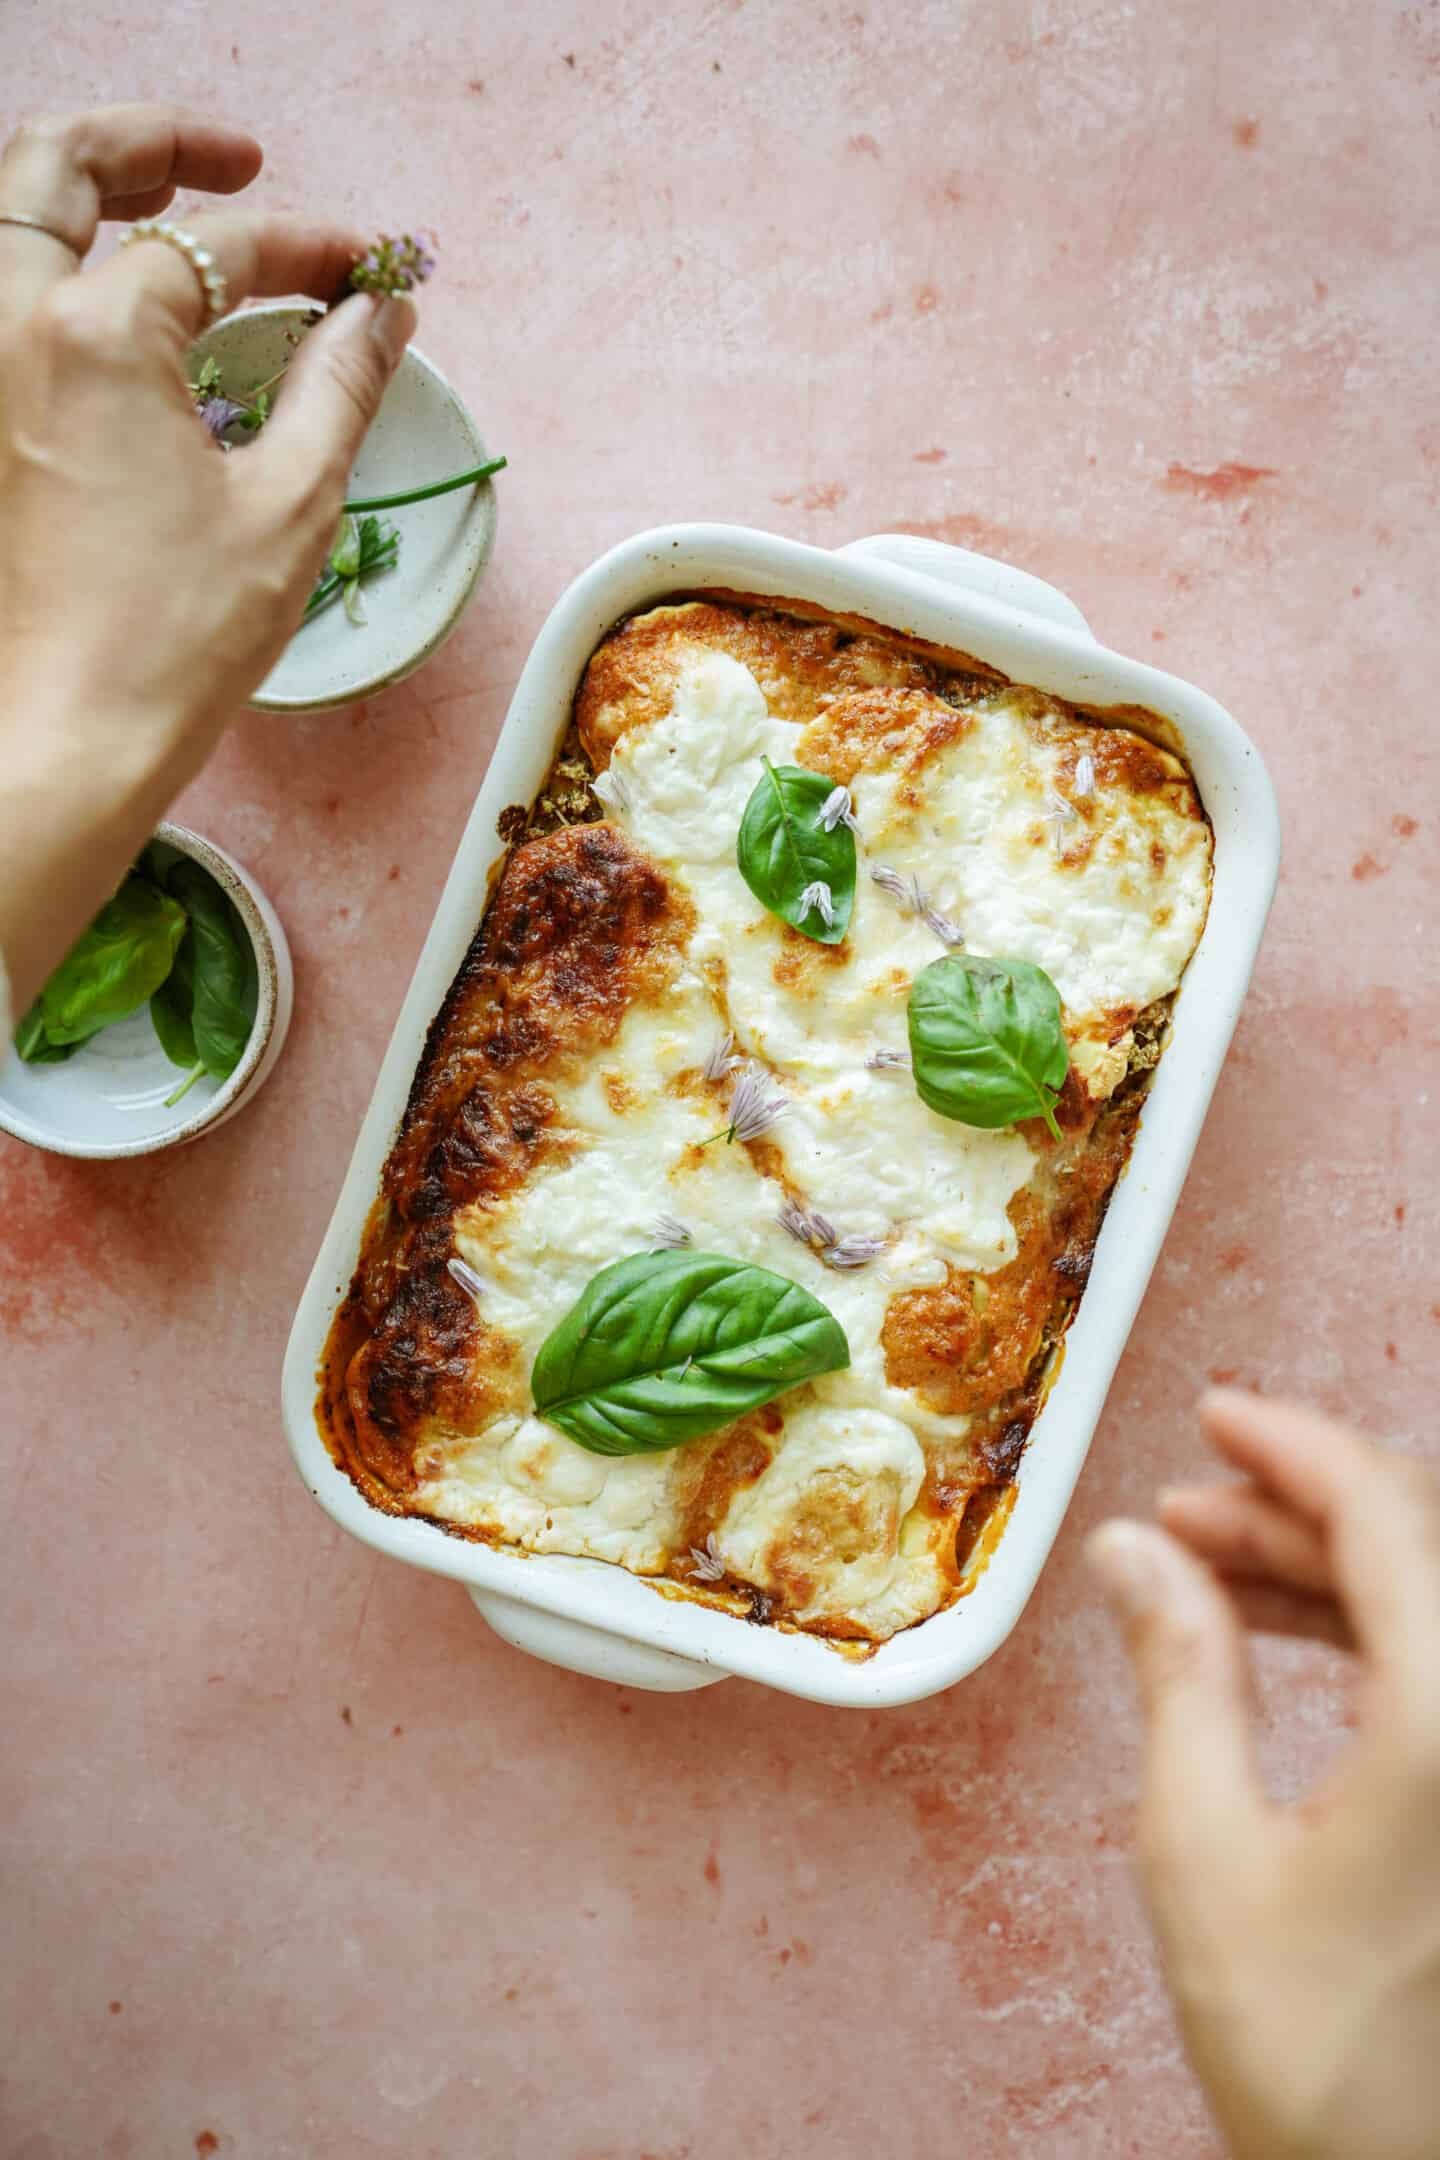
[837,532,1095,640]
[468,1587,728,1692]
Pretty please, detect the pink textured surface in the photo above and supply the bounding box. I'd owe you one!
[2,5,1436,2155]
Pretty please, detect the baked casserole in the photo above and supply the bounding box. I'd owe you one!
[318,597,1213,1648]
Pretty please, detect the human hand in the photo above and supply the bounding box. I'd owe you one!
[1089,1391,1440,2160]
[0,102,416,1008]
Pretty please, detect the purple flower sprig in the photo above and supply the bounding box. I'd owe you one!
[349,231,438,297]
[197,392,247,439]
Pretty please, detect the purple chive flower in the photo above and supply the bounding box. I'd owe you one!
[871,863,964,947]
[701,1030,741,1082]
[871,864,929,914]
[819,784,861,835]
[686,1532,726,1582]
[777,1202,840,1251]
[648,1213,693,1251]
[799,879,837,929]
[349,231,439,297]
[196,393,246,440]
[446,1255,485,1304]
[921,904,966,949]
[778,1198,816,1245]
[1042,791,1080,844]
[712,1061,788,1146]
[822,1233,888,1270]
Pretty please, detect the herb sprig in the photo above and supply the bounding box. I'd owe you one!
[304,514,400,626]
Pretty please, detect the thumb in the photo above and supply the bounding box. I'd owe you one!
[254,290,416,500]
[1088,1519,1265,1880]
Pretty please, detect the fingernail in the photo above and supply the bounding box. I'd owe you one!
[1086,1520,1163,1617]
[367,292,417,364]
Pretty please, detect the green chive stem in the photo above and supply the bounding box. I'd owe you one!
[342,456,507,514]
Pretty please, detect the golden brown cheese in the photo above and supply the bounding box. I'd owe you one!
[319,599,1213,1649]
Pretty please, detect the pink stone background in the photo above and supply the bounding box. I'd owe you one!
[2,5,1437,2155]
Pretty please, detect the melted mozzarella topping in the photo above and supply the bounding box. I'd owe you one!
[412,643,1212,1639]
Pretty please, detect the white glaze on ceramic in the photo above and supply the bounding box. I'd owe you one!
[281,526,1280,1706]
[187,304,498,712]
[0,822,293,1160]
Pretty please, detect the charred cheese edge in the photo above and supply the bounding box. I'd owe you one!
[318,601,1213,1647]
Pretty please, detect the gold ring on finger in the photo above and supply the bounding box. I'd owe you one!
[0,210,79,256]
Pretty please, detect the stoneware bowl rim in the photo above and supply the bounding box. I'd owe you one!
[187,301,497,714]
[0,820,283,1160]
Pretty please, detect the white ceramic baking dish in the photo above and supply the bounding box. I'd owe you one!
[281,525,1279,1708]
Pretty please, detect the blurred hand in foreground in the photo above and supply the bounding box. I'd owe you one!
[1090,1390,1440,2160]
[0,102,416,1009]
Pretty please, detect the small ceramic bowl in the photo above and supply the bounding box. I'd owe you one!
[0,823,293,1160]
[187,304,498,713]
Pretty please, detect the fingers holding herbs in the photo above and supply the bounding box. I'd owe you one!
[92,211,372,349]
[190,238,507,634]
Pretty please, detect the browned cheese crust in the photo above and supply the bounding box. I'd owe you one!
[321,821,694,1510]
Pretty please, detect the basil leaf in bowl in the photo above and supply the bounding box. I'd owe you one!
[532,1249,851,1456]
[908,952,1069,1139]
[737,760,856,944]
[165,860,257,1084]
[38,875,188,1046]
[148,941,197,1070]
[12,1003,80,1062]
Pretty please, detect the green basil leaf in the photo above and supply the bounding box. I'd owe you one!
[908,953,1069,1140]
[13,1000,80,1062]
[149,933,197,1069]
[166,861,257,1083]
[531,1249,851,1456]
[136,842,172,889]
[736,760,856,945]
[39,875,188,1045]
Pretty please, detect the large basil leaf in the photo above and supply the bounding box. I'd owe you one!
[908,953,1069,1139]
[13,1001,80,1063]
[531,1249,850,1455]
[166,861,257,1082]
[149,932,198,1070]
[39,875,188,1045]
[736,760,856,945]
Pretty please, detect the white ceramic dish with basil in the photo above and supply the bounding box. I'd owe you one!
[0,822,292,1160]
[188,304,499,713]
[282,524,1280,1708]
